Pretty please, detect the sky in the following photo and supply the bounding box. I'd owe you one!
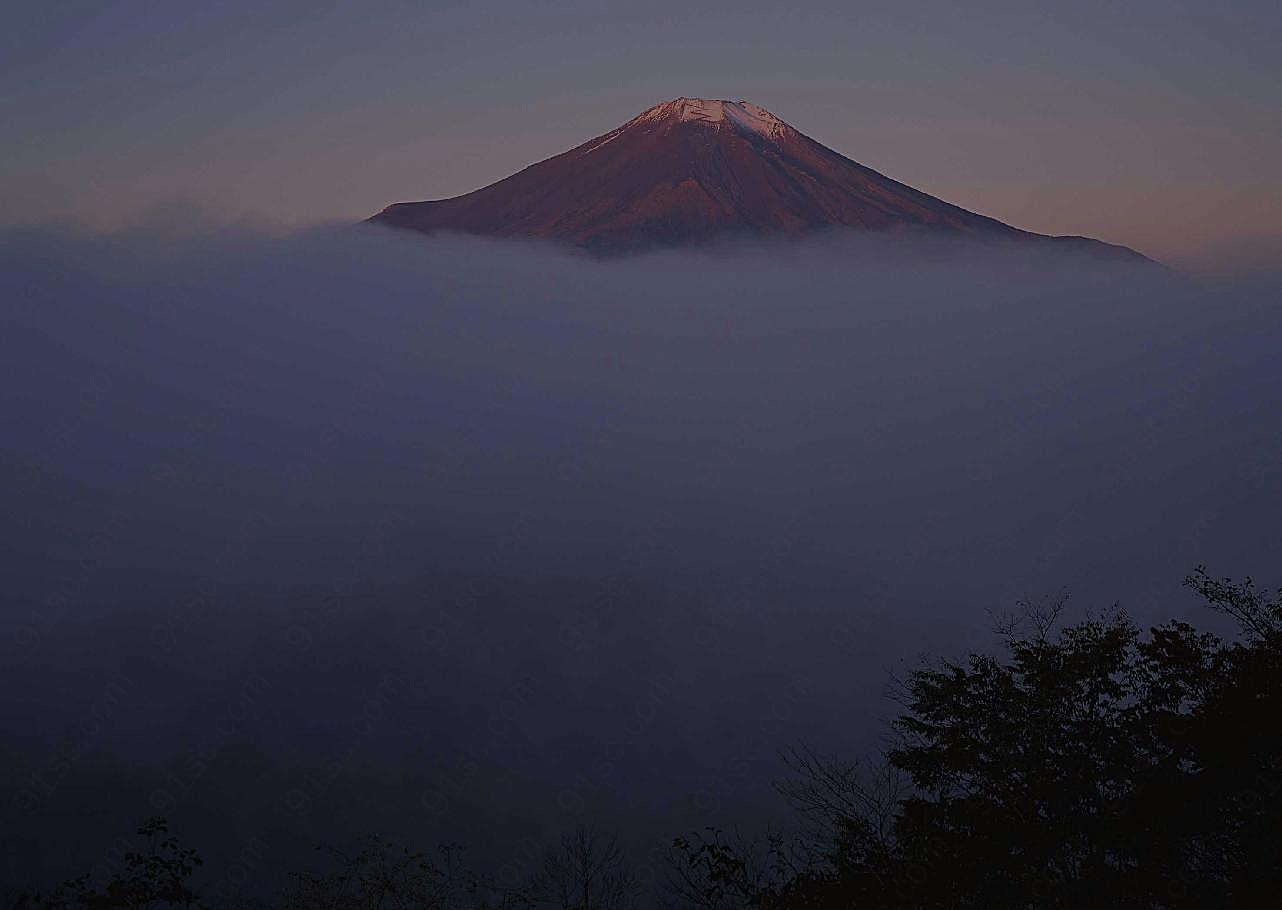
[3,1,1280,265]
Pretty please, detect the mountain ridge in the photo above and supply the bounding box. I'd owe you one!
[369,97,1150,261]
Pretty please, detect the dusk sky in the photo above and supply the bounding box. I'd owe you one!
[4,0,1280,266]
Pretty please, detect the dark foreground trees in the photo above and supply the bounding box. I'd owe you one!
[671,569,1282,908]
[11,569,1282,908]
[11,825,636,910]
[279,837,488,909]
[278,828,637,910]
[10,818,203,910]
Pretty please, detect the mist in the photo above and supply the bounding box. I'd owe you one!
[3,220,1280,896]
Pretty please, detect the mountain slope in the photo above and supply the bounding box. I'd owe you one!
[369,98,1148,260]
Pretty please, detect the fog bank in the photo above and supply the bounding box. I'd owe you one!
[2,223,1280,894]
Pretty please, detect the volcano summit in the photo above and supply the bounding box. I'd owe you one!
[370,97,1147,260]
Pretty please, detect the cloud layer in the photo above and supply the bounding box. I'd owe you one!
[2,223,1280,893]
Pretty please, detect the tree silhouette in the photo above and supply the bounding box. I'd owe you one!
[17,817,204,910]
[281,837,499,910]
[665,826,812,910]
[522,828,638,910]
[669,570,1282,907]
[11,570,1281,908]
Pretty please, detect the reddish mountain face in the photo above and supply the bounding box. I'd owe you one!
[370,97,1146,259]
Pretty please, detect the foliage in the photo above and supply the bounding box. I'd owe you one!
[13,569,1282,908]
[669,570,1282,907]
[523,828,638,910]
[16,817,204,909]
[280,836,490,910]
[280,827,639,910]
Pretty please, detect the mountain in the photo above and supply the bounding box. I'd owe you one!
[369,97,1148,260]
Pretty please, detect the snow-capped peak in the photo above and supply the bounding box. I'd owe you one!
[630,98,792,143]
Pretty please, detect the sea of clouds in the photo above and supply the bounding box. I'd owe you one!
[2,218,1280,895]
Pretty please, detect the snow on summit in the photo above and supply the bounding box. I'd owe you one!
[631,98,792,142]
